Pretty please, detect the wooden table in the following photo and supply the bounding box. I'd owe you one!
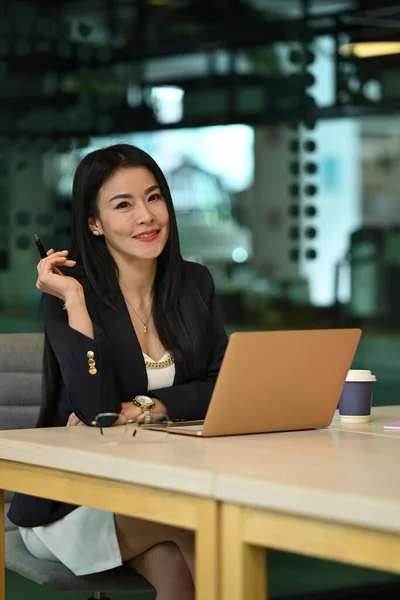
[330,405,400,438]
[0,426,220,600]
[216,407,400,600]
[1,407,400,600]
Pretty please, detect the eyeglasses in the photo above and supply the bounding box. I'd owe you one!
[91,412,169,443]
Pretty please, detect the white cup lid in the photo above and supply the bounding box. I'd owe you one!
[346,369,376,382]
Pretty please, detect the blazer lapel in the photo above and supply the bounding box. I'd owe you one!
[92,289,149,401]
[173,360,184,385]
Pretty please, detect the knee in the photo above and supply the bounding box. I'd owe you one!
[149,541,188,573]
[131,541,194,597]
[144,542,194,592]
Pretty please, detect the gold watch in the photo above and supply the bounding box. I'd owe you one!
[133,395,155,424]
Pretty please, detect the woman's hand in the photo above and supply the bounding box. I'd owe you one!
[67,412,85,426]
[67,398,168,429]
[120,399,168,423]
[36,249,81,303]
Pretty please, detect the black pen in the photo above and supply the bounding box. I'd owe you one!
[34,234,66,309]
[34,233,47,259]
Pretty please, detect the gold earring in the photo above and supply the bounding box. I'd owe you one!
[92,230,100,237]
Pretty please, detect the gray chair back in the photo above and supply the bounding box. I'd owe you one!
[0,333,43,531]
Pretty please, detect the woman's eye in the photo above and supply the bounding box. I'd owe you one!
[148,193,162,202]
[116,201,129,209]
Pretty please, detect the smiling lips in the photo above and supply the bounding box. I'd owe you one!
[133,229,160,242]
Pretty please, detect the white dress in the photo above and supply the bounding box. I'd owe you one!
[19,352,175,576]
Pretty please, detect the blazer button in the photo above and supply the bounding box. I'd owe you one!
[87,351,94,359]
[89,367,97,375]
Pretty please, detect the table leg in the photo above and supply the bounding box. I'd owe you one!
[221,503,266,600]
[0,490,4,600]
[195,498,219,600]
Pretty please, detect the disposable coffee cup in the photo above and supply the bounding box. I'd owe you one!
[338,370,376,423]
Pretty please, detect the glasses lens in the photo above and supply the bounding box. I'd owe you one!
[136,414,169,443]
[95,413,119,428]
[93,413,130,441]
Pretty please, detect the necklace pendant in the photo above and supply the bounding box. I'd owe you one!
[144,325,147,333]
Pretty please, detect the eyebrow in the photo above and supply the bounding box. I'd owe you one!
[109,185,160,202]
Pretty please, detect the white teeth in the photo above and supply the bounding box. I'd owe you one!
[136,232,158,239]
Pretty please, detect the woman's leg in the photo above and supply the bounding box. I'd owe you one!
[115,514,195,578]
[128,542,194,600]
[115,513,195,598]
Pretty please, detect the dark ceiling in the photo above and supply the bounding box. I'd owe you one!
[1,0,400,138]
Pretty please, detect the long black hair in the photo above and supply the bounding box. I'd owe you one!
[37,144,213,427]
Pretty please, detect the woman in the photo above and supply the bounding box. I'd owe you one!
[8,144,228,599]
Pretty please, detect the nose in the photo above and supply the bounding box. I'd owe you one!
[135,200,154,225]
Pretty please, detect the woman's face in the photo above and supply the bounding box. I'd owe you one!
[89,166,170,263]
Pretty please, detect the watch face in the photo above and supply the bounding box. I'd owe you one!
[136,395,154,408]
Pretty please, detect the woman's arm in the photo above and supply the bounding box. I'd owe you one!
[64,287,94,339]
[149,271,228,421]
[44,291,121,425]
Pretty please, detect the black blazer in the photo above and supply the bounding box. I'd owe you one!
[8,261,227,528]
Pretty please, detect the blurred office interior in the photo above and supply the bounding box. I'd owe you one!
[3,0,400,405]
[3,2,400,599]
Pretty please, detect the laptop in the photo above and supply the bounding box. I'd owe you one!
[167,328,362,437]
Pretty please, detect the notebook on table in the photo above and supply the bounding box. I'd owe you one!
[383,421,400,430]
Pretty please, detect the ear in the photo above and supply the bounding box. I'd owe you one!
[88,216,103,236]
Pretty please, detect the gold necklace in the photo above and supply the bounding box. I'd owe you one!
[144,355,175,369]
[124,297,152,334]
